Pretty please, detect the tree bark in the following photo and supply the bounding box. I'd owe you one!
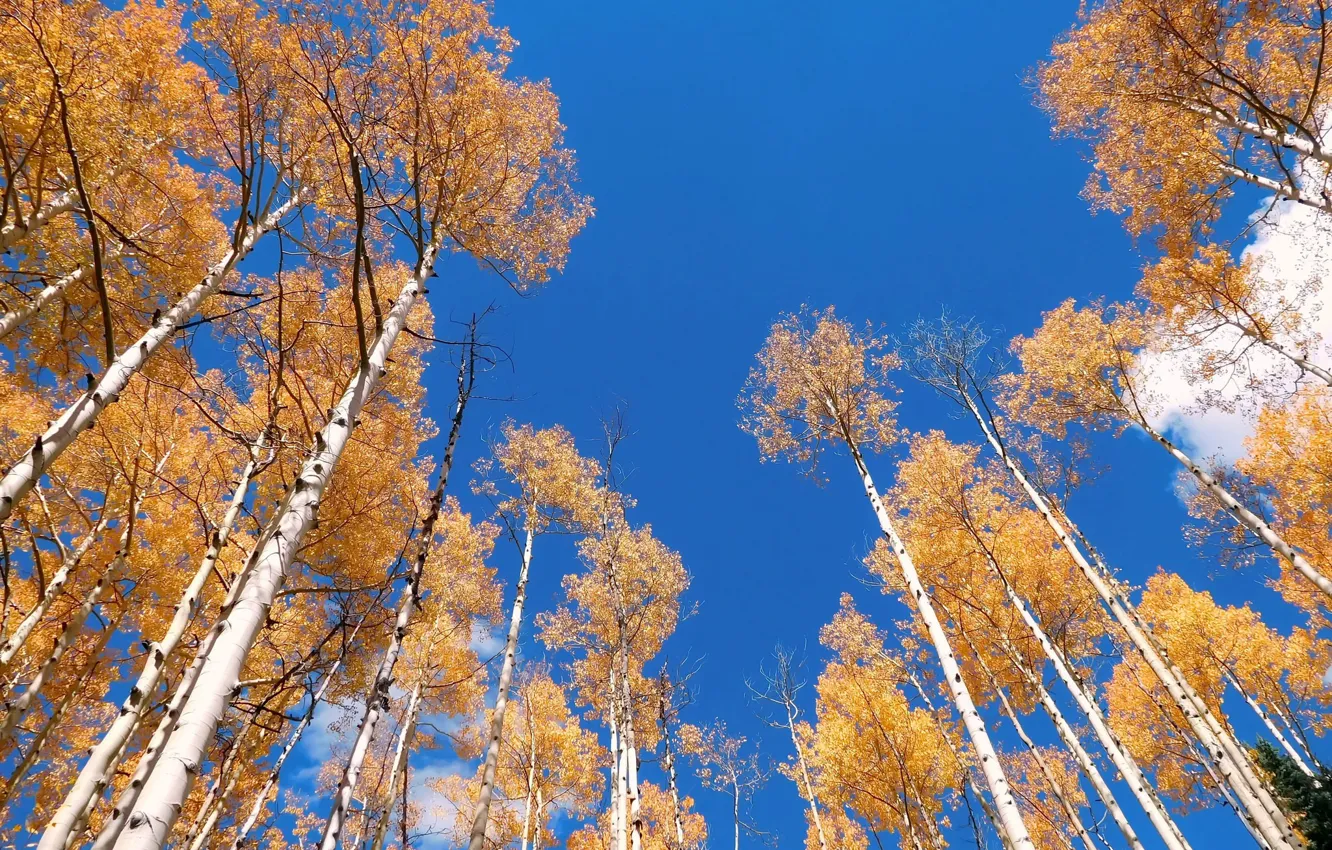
[0,558,117,748]
[369,682,422,850]
[0,190,304,524]
[1136,416,1332,603]
[465,520,535,850]
[109,246,434,850]
[0,509,111,669]
[845,440,1035,850]
[961,393,1298,850]
[39,431,268,850]
[229,615,366,850]
[0,603,117,818]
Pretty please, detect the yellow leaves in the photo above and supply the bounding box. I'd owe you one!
[1037,0,1332,248]
[1002,747,1088,850]
[739,306,900,477]
[476,421,601,531]
[1001,299,1148,437]
[806,648,959,843]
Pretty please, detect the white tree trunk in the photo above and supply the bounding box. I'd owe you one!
[966,642,1098,850]
[0,190,304,524]
[368,683,422,850]
[520,710,538,850]
[660,724,686,850]
[39,432,267,850]
[1217,163,1332,214]
[963,396,1298,850]
[88,570,248,850]
[1223,320,1332,389]
[785,704,827,850]
[1225,670,1316,778]
[1137,417,1332,602]
[0,188,81,253]
[0,264,88,342]
[109,247,433,850]
[608,671,623,850]
[465,520,535,850]
[0,510,111,669]
[228,616,365,850]
[179,711,256,850]
[1178,102,1332,165]
[0,604,117,817]
[617,641,643,850]
[846,442,1035,850]
[317,580,421,850]
[0,559,117,748]
[982,550,1178,850]
[319,358,470,850]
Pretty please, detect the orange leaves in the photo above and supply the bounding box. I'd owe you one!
[1001,299,1149,437]
[476,421,601,531]
[739,306,900,477]
[1038,0,1332,248]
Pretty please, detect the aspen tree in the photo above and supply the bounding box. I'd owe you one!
[465,423,599,850]
[907,313,1300,849]
[749,646,829,850]
[1039,0,1332,250]
[739,306,1036,850]
[801,619,957,850]
[107,3,588,844]
[315,338,486,850]
[1007,300,1331,607]
[0,0,310,524]
[678,722,768,850]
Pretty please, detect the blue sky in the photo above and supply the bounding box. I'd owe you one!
[287,1,1322,848]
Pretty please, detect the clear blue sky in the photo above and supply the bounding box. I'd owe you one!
[310,1,1314,847]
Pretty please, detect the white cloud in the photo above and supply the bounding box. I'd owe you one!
[1137,160,1332,462]
[468,619,505,659]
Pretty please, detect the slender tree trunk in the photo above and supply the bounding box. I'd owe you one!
[229,616,366,850]
[465,519,536,850]
[369,683,422,850]
[89,565,250,850]
[0,190,304,524]
[964,638,1098,850]
[1220,320,1332,389]
[1178,103,1332,166]
[0,510,111,669]
[520,708,538,850]
[1225,670,1315,778]
[785,703,827,850]
[534,785,544,850]
[844,440,1035,850]
[979,549,1176,850]
[39,431,268,850]
[658,690,686,850]
[0,558,117,748]
[962,393,1298,850]
[0,605,118,818]
[0,186,80,253]
[608,672,622,850]
[321,347,471,850]
[317,579,420,850]
[732,782,740,850]
[617,638,643,850]
[1135,416,1332,602]
[1216,163,1332,214]
[0,262,91,341]
[109,248,433,850]
[906,669,1011,850]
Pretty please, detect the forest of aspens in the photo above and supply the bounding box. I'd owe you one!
[7,1,1332,850]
